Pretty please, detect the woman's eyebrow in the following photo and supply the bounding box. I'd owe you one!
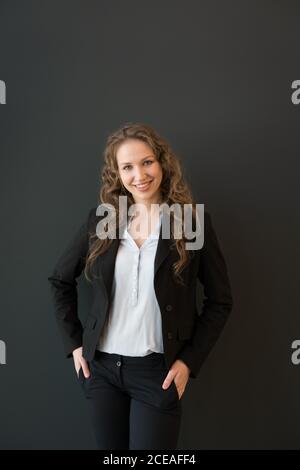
[121,155,154,165]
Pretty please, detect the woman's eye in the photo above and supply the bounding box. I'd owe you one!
[123,161,152,170]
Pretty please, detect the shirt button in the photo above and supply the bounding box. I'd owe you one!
[116,361,121,367]
[166,304,173,311]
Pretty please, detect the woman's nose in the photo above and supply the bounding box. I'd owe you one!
[133,166,147,181]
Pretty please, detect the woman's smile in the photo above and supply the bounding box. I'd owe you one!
[133,180,153,191]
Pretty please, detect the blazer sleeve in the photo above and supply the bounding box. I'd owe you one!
[177,211,233,378]
[47,207,95,358]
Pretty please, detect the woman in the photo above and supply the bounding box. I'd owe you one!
[48,122,233,450]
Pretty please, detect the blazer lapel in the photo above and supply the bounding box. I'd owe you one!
[154,212,173,275]
[94,233,120,301]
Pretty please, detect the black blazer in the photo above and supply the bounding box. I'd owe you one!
[48,207,233,379]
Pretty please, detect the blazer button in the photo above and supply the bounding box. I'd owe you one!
[167,332,173,340]
[166,304,173,312]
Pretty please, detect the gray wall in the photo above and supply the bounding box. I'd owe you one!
[0,0,299,449]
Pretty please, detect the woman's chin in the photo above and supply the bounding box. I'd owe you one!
[132,190,159,203]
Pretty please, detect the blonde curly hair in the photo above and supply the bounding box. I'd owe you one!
[85,122,198,285]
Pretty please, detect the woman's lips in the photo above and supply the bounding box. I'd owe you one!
[134,180,153,191]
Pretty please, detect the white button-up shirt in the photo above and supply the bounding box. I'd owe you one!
[97,211,164,356]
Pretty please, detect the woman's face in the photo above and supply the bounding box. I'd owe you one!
[116,138,163,207]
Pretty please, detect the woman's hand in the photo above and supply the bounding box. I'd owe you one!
[162,359,191,400]
[72,346,90,379]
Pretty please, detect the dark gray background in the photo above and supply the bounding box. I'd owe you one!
[0,0,299,449]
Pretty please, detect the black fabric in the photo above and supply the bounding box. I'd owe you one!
[78,350,182,450]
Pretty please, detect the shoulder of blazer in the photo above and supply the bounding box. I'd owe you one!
[86,206,115,246]
[183,209,211,264]
[204,210,211,233]
[87,206,105,229]
[186,209,211,252]
[202,210,214,251]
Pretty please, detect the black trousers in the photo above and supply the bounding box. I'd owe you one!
[78,349,182,450]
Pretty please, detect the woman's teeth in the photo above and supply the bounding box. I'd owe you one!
[135,181,152,190]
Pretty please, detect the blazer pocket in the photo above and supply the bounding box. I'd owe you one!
[78,366,83,382]
[177,324,194,340]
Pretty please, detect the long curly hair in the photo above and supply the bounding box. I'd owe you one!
[85,122,198,285]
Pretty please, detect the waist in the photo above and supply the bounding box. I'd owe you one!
[94,349,165,366]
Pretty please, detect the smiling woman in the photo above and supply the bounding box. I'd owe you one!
[48,122,233,450]
[87,123,202,284]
